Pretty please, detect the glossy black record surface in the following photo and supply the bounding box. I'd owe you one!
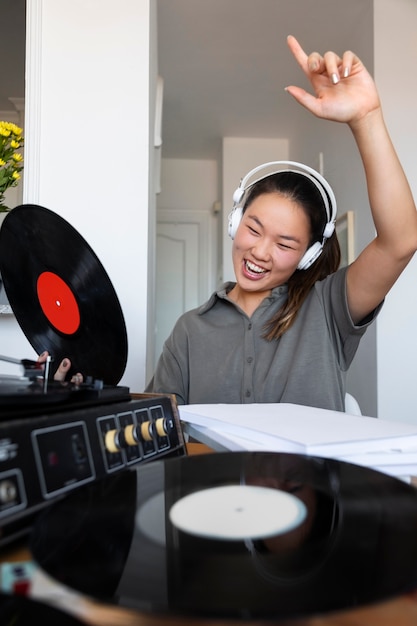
[0,205,127,385]
[30,451,417,621]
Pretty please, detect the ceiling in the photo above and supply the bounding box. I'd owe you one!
[156,0,373,160]
[1,0,373,161]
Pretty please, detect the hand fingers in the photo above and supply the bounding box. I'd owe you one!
[71,373,84,385]
[305,49,344,84]
[322,50,358,84]
[37,350,49,364]
[340,50,356,78]
[322,51,344,84]
[54,358,72,382]
[308,49,359,84]
[287,35,358,85]
[287,35,342,87]
[284,84,323,117]
[286,35,309,73]
[37,352,83,384]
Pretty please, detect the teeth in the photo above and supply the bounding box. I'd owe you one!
[246,260,266,274]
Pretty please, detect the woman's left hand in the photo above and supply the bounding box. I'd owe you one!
[285,35,380,126]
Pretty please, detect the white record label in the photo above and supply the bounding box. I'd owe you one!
[169,484,306,541]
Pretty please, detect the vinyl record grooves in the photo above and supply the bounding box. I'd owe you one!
[30,451,417,621]
[0,205,127,385]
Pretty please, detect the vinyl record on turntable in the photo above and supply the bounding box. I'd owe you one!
[0,205,128,385]
[30,451,417,621]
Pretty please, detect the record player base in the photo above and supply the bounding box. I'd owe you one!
[25,566,417,626]
[1,565,417,625]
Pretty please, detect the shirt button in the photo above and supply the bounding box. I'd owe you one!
[245,390,251,397]
[247,356,253,363]
[248,323,252,330]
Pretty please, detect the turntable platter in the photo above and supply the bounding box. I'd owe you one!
[29,451,417,621]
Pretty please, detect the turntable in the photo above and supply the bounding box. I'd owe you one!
[28,451,417,622]
[0,205,186,546]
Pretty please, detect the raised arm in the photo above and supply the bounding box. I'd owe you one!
[285,35,417,324]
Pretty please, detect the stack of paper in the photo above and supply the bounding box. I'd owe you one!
[179,403,417,480]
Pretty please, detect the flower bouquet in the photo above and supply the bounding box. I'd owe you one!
[0,121,24,212]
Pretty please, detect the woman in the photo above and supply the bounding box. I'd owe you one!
[144,35,417,411]
[46,36,417,411]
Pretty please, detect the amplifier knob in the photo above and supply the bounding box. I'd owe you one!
[155,417,168,437]
[141,421,154,442]
[105,429,126,452]
[123,422,154,444]
[124,424,138,446]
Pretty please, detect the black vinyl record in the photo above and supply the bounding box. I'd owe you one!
[30,451,417,621]
[0,205,128,385]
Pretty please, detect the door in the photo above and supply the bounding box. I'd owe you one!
[155,210,211,365]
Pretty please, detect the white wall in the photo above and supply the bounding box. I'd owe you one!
[1,0,152,392]
[374,0,417,423]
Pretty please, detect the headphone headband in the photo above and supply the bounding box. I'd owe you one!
[233,160,337,226]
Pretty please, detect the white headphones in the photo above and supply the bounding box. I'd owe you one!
[228,161,337,271]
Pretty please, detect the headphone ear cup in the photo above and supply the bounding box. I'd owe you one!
[297,241,323,270]
[228,206,243,239]
[323,222,335,239]
[233,187,244,205]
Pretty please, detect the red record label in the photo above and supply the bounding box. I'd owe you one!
[37,271,80,334]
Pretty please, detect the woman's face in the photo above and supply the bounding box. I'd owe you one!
[232,192,311,292]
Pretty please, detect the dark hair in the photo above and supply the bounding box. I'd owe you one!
[242,172,341,340]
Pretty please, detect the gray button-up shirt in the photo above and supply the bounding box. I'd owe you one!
[146,267,381,411]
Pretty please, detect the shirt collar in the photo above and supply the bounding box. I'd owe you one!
[198,282,288,315]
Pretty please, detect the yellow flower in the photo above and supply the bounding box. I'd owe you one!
[0,120,24,211]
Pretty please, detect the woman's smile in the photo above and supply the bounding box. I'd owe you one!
[243,258,269,279]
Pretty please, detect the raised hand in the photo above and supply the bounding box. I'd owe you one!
[285,35,380,125]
